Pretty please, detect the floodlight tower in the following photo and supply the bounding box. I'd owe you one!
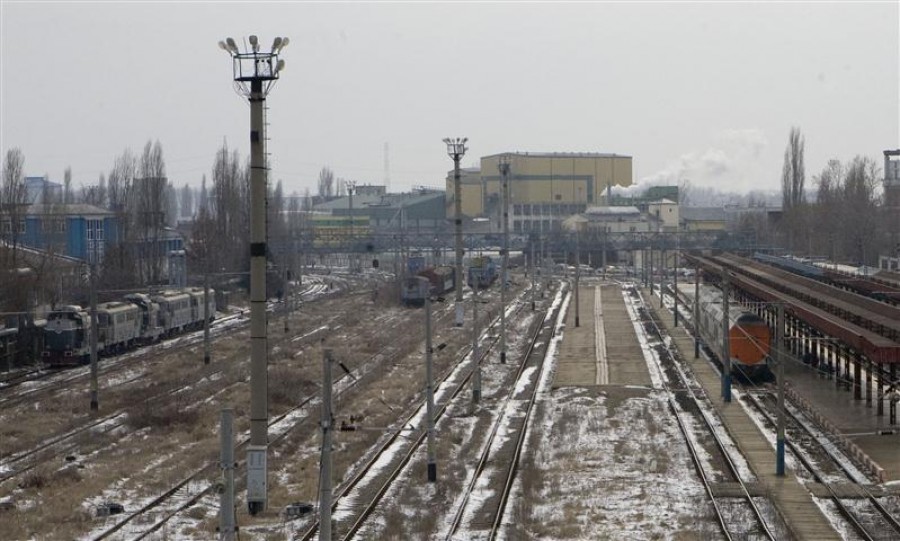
[219,34,288,516]
[444,137,468,326]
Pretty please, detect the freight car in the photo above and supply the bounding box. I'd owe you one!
[43,287,216,367]
[467,256,497,289]
[401,265,456,306]
[680,283,772,380]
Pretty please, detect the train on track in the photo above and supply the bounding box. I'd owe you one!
[678,283,772,380]
[401,255,456,306]
[42,287,216,367]
[467,256,498,290]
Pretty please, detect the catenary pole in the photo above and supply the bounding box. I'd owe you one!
[722,272,732,403]
[319,349,333,541]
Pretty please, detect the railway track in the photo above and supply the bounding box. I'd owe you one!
[0,278,381,494]
[444,286,561,540]
[746,391,900,541]
[297,286,542,541]
[88,284,523,540]
[0,276,340,408]
[633,287,778,540]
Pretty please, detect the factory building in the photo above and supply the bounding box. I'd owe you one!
[446,152,633,233]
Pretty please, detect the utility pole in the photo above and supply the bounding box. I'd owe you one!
[219,33,288,515]
[420,278,437,482]
[776,303,786,476]
[89,262,99,411]
[530,238,536,311]
[694,266,700,359]
[283,258,290,333]
[347,180,357,273]
[539,236,546,299]
[471,278,481,405]
[204,272,211,364]
[722,273,732,403]
[444,137,468,327]
[673,247,679,327]
[219,409,235,541]
[649,244,654,298]
[498,155,510,364]
[574,230,580,327]
[319,348,333,541]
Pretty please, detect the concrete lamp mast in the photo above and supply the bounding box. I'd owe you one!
[444,137,468,327]
[219,34,288,515]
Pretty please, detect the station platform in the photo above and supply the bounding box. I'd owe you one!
[552,283,651,388]
[780,346,900,482]
[644,289,841,541]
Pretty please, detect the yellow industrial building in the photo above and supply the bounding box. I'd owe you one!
[447,152,632,231]
[446,152,633,232]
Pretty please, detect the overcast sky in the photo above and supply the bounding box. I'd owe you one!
[1,1,898,197]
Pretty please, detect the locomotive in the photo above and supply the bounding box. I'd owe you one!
[467,256,498,290]
[42,287,215,367]
[679,283,772,380]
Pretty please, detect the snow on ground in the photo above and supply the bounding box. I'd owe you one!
[511,386,717,540]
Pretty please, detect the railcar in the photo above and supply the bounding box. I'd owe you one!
[152,290,193,336]
[401,265,456,306]
[467,256,497,289]
[124,293,163,343]
[681,283,772,380]
[43,306,92,367]
[97,301,142,354]
[186,287,217,329]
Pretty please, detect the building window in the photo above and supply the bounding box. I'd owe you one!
[554,194,562,201]
[514,221,521,232]
[17,220,25,234]
[1,220,10,234]
[513,205,522,216]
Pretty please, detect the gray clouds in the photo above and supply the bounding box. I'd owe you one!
[1,2,897,195]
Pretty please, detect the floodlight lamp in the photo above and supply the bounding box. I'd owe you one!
[249,35,259,52]
[226,37,238,53]
[281,37,290,48]
[271,37,282,52]
[218,40,228,51]
[276,59,286,73]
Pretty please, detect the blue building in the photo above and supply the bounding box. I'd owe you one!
[24,176,63,204]
[20,203,119,263]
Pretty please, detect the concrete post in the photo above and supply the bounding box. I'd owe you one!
[89,263,99,411]
[319,349,333,541]
[472,280,481,405]
[776,304,786,476]
[574,232,580,328]
[722,274,731,403]
[530,239,536,311]
[247,78,269,515]
[694,267,700,359]
[499,158,509,364]
[219,409,235,541]
[204,272,211,365]
[423,286,437,482]
[673,250,679,327]
[453,154,464,327]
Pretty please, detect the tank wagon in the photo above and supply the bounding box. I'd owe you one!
[680,283,772,380]
[43,287,216,367]
[467,256,497,289]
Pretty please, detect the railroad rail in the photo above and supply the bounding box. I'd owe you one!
[444,287,559,540]
[298,286,543,541]
[635,288,777,540]
[91,283,534,540]
[746,391,900,541]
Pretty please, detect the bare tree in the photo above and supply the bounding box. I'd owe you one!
[63,166,73,204]
[781,127,806,211]
[318,166,334,198]
[780,127,807,251]
[133,140,168,283]
[198,175,208,214]
[166,182,178,227]
[180,182,194,219]
[1,148,28,268]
